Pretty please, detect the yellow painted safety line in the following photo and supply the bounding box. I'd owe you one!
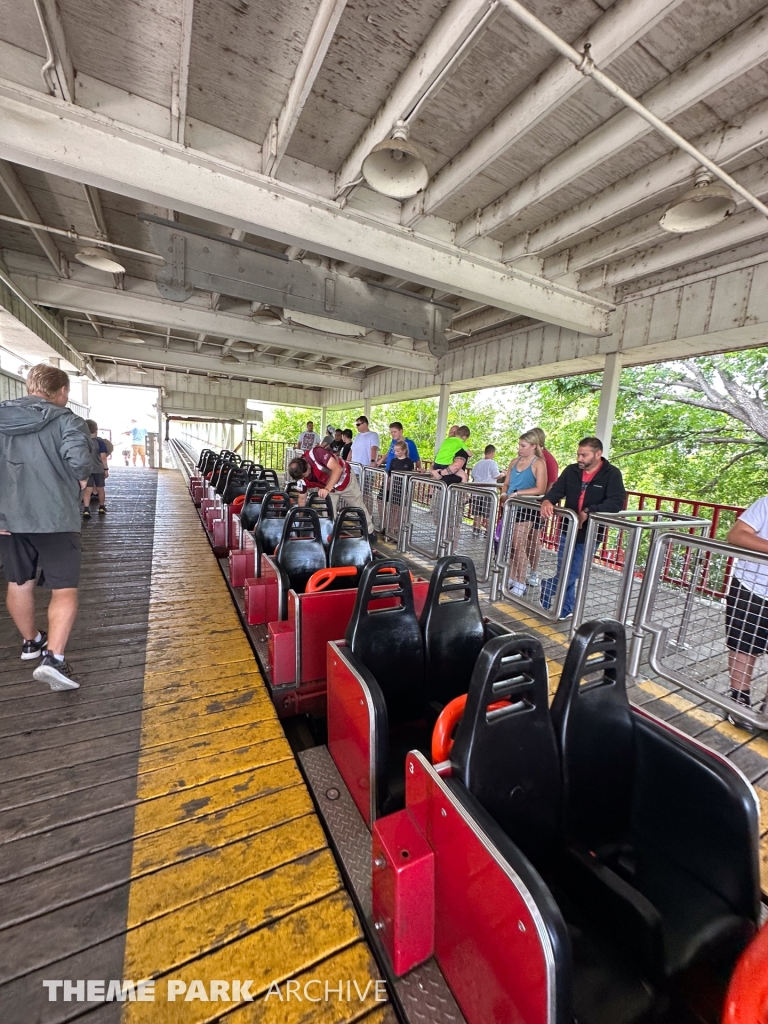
[119,472,384,1022]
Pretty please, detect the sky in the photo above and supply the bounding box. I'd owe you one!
[84,383,159,445]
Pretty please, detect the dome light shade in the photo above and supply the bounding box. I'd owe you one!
[221,352,240,364]
[75,246,126,273]
[659,171,736,234]
[117,333,145,344]
[362,120,428,199]
[250,305,283,325]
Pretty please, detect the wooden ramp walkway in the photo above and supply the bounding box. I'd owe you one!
[0,468,393,1024]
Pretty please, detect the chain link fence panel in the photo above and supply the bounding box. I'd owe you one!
[443,483,500,583]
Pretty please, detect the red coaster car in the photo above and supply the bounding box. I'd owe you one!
[326,554,509,823]
[302,618,764,1024]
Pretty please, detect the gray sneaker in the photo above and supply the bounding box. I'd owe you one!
[526,572,540,586]
[33,654,80,691]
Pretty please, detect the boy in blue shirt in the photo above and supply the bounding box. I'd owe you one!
[377,421,421,471]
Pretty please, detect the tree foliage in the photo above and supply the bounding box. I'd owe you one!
[251,347,768,506]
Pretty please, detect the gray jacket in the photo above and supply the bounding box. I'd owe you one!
[0,396,93,533]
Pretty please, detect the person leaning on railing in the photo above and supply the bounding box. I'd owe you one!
[724,496,768,726]
[539,436,627,621]
[500,431,548,596]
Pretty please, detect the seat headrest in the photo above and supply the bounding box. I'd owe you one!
[329,508,372,573]
[421,556,485,704]
[274,507,328,592]
[307,491,334,516]
[452,633,562,857]
[550,618,633,848]
[346,559,425,726]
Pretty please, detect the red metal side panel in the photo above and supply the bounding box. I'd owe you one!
[327,642,373,826]
[299,589,359,684]
[406,754,551,1024]
[372,808,435,976]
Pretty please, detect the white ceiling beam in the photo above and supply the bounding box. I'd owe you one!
[579,208,768,290]
[503,96,768,263]
[262,0,349,176]
[552,159,768,279]
[96,363,322,405]
[173,0,195,146]
[8,263,437,372]
[454,7,768,244]
[402,0,683,227]
[0,159,67,277]
[335,0,499,194]
[0,80,613,336]
[69,336,363,390]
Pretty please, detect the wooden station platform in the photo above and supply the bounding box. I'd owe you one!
[0,468,394,1024]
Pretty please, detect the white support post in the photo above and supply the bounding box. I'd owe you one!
[363,399,371,421]
[320,406,328,434]
[157,393,163,469]
[243,402,249,459]
[435,383,450,457]
[595,352,623,458]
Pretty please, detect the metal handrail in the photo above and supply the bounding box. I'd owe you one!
[442,482,500,583]
[360,466,390,534]
[632,531,768,730]
[402,475,449,559]
[572,510,711,641]
[491,496,579,621]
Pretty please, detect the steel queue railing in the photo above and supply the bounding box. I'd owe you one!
[571,510,711,640]
[489,496,579,620]
[631,532,768,730]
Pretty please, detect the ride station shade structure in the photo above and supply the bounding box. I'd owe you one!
[2,0,768,1021]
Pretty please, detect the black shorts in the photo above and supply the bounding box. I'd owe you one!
[725,577,768,655]
[87,473,106,488]
[0,532,82,589]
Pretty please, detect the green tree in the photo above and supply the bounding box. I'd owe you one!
[250,405,319,444]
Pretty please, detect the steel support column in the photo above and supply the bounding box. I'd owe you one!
[595,352,623,457]
[435,383,450,457]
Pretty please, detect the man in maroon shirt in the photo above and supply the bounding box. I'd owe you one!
[286,446,376,538]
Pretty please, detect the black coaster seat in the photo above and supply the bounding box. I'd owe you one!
[345,559,428,817]
[450,633,660,1024]
[328,508,372,583]
[420,555,507,707]
[253,491,292,576]
[550,619,760,984]
[306,491,335,547]
[274,507,328,616]
[221,465,259,504]
[239,480,278,532]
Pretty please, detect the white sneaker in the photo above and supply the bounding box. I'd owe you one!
[526,572,540,586]
[510,581,527,596]
[33,654,80,691]
[558,612,572,621]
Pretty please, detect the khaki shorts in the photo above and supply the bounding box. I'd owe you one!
[132,444,146,456]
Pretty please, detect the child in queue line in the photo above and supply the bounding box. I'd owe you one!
[470,444,501,536]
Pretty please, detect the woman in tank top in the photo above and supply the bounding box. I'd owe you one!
[500,430,548,596]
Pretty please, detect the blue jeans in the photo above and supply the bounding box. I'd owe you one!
[540,534,586,617]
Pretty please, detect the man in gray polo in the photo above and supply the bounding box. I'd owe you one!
[0,363,92,690]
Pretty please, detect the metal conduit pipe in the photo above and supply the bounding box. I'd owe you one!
[499,0,768,222]
[0,214,166,261]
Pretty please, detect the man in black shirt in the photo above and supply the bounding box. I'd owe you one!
[329,428,345,455]
[539,436,626,620]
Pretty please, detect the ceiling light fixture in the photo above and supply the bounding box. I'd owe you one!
[221,353,240,364]
[117,333,146,344]
[74,246,126,273]
[361,120,428,199]
[135,366,148,375]
[659,169,737,234]
[250,304,283,325]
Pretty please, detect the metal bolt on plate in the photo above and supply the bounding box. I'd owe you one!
[325,787,340,801]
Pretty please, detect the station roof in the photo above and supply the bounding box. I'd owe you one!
[1,0,767,408]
